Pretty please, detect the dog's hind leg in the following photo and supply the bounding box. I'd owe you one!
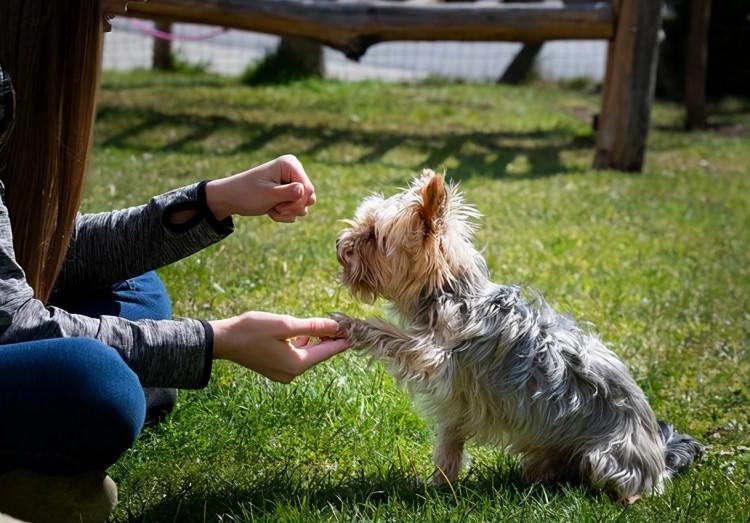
[429,422,467,486]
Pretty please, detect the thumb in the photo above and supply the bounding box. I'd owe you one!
[270,182,304,205]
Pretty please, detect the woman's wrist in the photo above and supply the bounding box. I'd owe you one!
[205,179,233,221]
[208,318,232,361]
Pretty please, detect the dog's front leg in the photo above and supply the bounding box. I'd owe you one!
[330,312,413,358]
[430,422,467,486]
[330,312,444,381]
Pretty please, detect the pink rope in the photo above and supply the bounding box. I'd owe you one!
[128,17,228,42]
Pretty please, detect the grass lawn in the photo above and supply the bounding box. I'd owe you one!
[89,70,750,522]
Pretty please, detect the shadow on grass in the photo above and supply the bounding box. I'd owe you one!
[123,458,594,522]
[651,96,750,135]
[99,76,229,92]
[95,106,595,182]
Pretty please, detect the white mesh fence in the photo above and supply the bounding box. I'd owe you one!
[103,18,607,82]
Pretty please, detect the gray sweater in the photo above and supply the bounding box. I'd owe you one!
[0,181,233,389]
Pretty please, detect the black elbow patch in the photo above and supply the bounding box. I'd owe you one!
[163,181,234,235]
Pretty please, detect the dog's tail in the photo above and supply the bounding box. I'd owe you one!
[658,421,703,474]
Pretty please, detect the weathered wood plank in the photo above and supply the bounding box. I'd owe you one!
[126,0,664,173]
[498,43,544,84]
[126,0,614,60]
[593,0,663,171]
[684,0,711,130]
[152,22,173,71]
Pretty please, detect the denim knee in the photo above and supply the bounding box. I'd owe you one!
[0,338,146,473]
[48,270,173,322]
[122,270,172,321]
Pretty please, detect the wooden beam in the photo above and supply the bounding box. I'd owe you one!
[498,43,544,84]
[593,0,663,171]
[126,0,614,60]
[684,0,711,130]
[152,22,173,70]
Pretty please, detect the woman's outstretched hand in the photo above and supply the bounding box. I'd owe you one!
[203,155,347,382]
[205,154,316,223]
[209,312,350,383]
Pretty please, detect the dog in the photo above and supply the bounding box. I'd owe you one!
[332,170,702,503]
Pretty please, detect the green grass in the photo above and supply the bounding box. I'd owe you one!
[88,70,750,522]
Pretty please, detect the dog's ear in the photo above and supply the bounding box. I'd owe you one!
[419,174,446,235]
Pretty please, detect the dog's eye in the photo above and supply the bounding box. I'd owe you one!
[366,229,376,242]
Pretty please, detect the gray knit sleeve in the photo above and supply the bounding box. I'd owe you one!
[0,197,213,389]
[1,297,211,389]
[54,181,233,291]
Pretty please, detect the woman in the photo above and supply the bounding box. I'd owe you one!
[0,1,349,522]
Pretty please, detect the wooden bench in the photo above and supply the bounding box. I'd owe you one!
[127,0,663,172]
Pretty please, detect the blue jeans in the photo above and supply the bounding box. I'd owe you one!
[0,271,172,474]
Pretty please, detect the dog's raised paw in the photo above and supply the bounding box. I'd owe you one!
[328,311,356,340]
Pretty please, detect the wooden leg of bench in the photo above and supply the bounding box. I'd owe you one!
[684,0,711,130]
[593,0,663,172]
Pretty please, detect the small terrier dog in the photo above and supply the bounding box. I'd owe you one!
[333,170,702,503]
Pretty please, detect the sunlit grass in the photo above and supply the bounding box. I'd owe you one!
[89,71,750,522]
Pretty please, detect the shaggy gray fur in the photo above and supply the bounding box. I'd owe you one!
[333,171,702,502]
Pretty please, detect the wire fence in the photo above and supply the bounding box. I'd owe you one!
[103,18,608,83]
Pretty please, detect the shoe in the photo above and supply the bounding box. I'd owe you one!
[0,469,117,523]
[143,387,178,424]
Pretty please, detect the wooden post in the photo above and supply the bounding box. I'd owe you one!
[152,21,173,71]
[498,43,544,85]
[278,36,325,77]
[684,0,711,130]
[593,0,663,172]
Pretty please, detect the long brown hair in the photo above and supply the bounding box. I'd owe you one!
[0,1,104,302]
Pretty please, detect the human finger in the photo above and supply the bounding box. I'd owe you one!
[278,155,313,188]
[269,181,303,203]
[304,191,316,207]
[272,204,309,219]
[296,338,351,367]
[292,336,311,348]
[280,157,317,210]
[267,209,297,223]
